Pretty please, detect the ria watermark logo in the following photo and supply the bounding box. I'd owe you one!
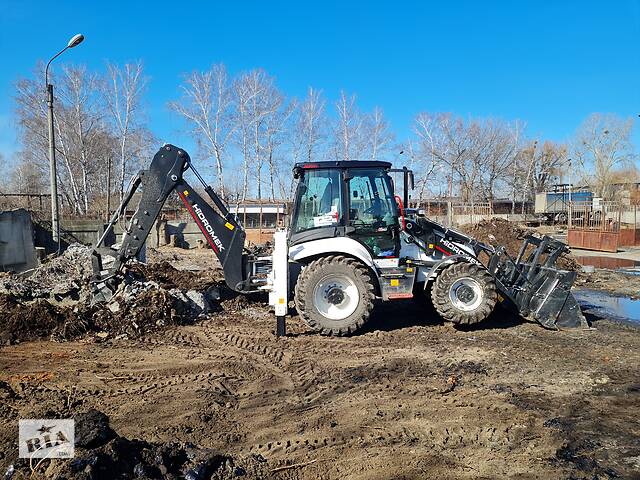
[19,419,74,459]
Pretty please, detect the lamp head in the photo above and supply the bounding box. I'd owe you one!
[67,34,84,48]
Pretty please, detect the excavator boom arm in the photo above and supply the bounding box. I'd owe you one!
[91,145,247,301]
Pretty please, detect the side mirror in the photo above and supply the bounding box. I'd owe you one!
[409,171,415,190]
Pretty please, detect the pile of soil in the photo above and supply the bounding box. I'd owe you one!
[0,296,65,343]
[129,261,223,290]
[6,409,267,479]
[460,218,580,271]
[461,218,532,257]
[0,289,201,344]
[0,248,258,344]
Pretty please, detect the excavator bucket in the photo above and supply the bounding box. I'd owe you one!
[487,235,589,330]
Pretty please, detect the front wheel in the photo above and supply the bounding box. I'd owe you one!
[294,255,375,335]
[431,262,497,325]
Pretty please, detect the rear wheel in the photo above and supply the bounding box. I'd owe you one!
[294,255,375,335]
[431,262,497,325]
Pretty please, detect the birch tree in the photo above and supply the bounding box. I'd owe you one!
[264,93,296,200]
[104,61,149,201]
[411,112,448,201]
[291,87,327,163]
[170,64,235,197]
[15,65,111,214]
[364,107,394,160]
[333,91,365,161]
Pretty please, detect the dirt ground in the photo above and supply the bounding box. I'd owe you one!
[1,247,640,479]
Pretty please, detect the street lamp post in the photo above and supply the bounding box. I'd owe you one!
[567,158,572,229]
[45,33,84,249]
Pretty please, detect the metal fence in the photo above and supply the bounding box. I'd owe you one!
[569,201,620,232]
[568,202,640,251]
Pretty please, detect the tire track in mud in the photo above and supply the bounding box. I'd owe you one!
[27,370,239,400]
[211,331,289,368]
[243,423,538,457]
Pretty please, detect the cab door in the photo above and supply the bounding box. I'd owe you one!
[346,168,400,258]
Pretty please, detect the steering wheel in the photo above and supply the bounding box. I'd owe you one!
[364,198,383,216]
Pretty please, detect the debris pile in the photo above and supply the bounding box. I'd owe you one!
[0,245,258,344]
[6,409,267,480]
[0,243,93,301]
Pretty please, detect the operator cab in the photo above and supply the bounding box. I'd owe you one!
[290,161,400,258]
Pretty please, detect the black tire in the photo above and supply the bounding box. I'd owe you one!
[431,262,497,325]
[294,255,375,336]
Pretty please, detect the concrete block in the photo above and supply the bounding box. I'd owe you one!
[0,209,38,272]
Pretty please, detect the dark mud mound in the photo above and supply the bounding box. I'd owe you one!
[461,218,531,256]
[129,261,223,290]
[0,286,209,344]
[461,218,580,271]
[0,244,268,344]
[0,295,64,343]
[7,409,267,480]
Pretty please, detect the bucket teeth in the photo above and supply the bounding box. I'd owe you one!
[91,282,114,305]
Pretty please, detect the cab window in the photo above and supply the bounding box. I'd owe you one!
[348,169,397,229]
[291,169,343,233]
[347,169,399,257]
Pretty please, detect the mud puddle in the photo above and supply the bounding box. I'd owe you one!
[575,255,640,275]
[574,289,640,324]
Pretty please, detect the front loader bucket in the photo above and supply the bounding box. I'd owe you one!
[523,269,588,329]
[487,235,589,330]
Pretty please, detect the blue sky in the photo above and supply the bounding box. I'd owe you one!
[1,0,639,164]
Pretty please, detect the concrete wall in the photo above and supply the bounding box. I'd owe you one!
[0,209,38,272]
[60,219,110,245]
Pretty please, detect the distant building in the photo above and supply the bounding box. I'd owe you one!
[229,200,288,229]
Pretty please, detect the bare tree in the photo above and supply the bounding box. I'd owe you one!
[104,61,149,201]
[231,70,272,200]
[573,113,635,199]
[15,64,113,215]
[9,154,47,193]
[290,87,327,163]
[364,107,394,160]
[264,93,296,200]
[411,112,448,202]
[60,66,109,212]
[230,69,295,200]
[333,91,366,161]
[476,119,521,202]
[170,64,235,197]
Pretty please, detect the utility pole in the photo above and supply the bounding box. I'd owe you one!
[447,172,453,227]
[106,156,112,222]
[45,83,59,244]
[567,158,572,229]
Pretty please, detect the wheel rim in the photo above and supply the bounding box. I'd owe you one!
[312,273,360,320]
[448,277,483,312]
